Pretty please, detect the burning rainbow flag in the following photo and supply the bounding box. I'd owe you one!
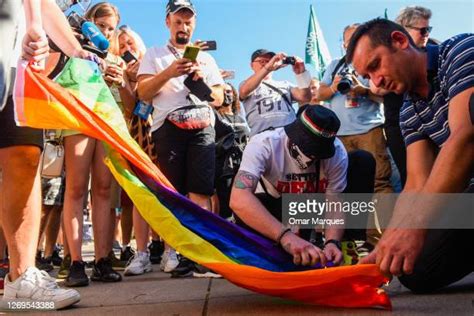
[14,58,390,309]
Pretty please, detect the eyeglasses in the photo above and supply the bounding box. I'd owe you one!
[406,25,433,36]
[252,58,270,65]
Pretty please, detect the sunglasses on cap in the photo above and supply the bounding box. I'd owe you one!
[406,25,433,36]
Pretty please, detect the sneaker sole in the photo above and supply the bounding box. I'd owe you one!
[192,272,222,278]
[90,275,123,282]
[170,270,194,278]
[64,279,89,287]
[163,263,179,273]
[124,266,153,276]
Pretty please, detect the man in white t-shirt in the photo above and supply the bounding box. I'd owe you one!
[230,106,376,267]
[137,0,224,210]
[239,49,312,137]
[137,0,224,276]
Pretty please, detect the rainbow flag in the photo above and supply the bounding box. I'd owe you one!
[14,58,391,309]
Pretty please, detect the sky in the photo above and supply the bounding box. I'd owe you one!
[78,0,473,86]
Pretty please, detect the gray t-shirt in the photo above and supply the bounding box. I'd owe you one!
[240,79,296,137]
[321,59,384,136]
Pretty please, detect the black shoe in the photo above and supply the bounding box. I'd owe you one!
[65,260,89,287]
[170,257,194,278]
[148,240,164,264]
[91,257,122,282]
[51,249,63,266]
[120,246,135,262]
[35,256,54,272]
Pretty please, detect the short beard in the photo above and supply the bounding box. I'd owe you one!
[176,36,189,45]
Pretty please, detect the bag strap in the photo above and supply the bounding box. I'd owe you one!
[331,56,347,82]
[262,81,293,109]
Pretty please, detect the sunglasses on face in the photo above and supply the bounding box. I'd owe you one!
[406,25,433,36]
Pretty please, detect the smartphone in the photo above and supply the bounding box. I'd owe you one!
[122,51,137,64]
[183,45,200,62]
[201,40,217,51]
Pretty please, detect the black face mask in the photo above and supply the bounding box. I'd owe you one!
[288,142,314,169]
[223,90,234,106]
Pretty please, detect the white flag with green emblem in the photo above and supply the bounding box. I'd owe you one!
[305,5,332,80]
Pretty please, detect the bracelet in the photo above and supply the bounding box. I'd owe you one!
[330,85,337,94]
[275,228,292,246]
[324,239,342,251]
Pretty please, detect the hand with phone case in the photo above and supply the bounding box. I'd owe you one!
[166,58,194,78]
[193,40,217,51]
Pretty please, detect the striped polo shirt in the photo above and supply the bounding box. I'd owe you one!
[400,33,474,147]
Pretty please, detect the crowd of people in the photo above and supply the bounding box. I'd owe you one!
[0,0,472,311]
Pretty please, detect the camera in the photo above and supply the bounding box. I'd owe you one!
[282,56,296,65]
[336,68,354,94]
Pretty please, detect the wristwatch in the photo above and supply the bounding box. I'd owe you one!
[324,239,342,251]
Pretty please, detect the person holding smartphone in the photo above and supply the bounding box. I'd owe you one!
[137,0,225,277]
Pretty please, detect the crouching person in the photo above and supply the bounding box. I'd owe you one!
[230,106,376,266]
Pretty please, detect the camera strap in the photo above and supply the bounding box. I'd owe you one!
[331,56,347,82]
[262,82,293,110]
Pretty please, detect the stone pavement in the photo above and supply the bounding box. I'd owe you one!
[31,242,474,316]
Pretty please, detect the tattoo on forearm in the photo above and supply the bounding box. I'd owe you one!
[233,171,258,191]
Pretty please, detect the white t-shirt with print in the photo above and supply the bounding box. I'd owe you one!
[239,128,348,198]
[240,79,296,137]
[138,43,224,132]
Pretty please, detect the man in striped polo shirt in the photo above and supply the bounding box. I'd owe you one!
[346,18,473,292]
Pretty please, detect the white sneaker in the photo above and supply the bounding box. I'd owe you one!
[0,267,80,311]
[124,252,153,276]
[161,249,179,273]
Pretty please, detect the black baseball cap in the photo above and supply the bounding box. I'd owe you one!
[284,106,340,159]
[251,49,276,62]
[166,0,196,15]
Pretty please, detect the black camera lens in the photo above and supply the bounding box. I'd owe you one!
[337,75,353,94]
[283,57,296,65]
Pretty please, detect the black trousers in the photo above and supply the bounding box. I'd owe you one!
[235,150,376,242]
[398,229,474,293]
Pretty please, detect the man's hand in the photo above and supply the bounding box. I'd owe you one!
[359,228,426,277]
[22,24,49,70]
[193,40,210,50]
[348,74,368,97]
[330,75,342,94]
[323,243,343,266]
[292,56,306,75]
[166,58,194,78]
[264,53,288,72]
[280,232,327,266]
[190,63,205,81]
